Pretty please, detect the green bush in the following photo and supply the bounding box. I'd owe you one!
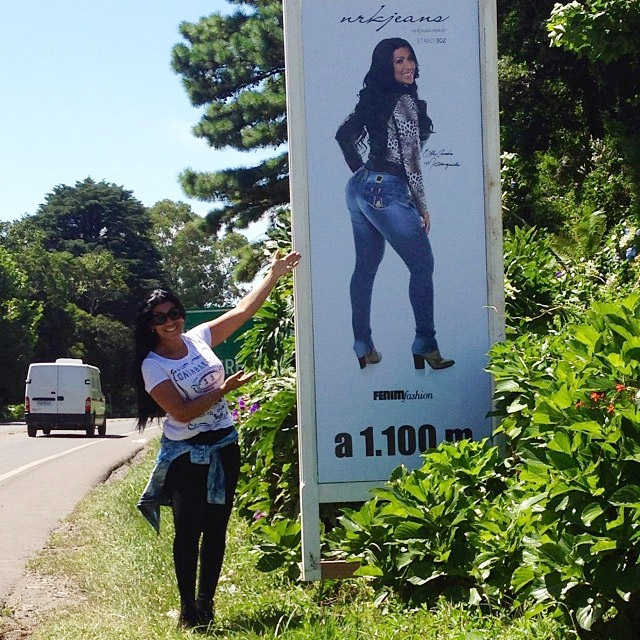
[503,226,568,334]
[250,515,301,580]
[491,294,640,637]
[502,221,640,339]
[229,216,303,578]
[329,440,515,607]
[232,374,298,522]
[327,295,640,637]
[1,403,25,420]
[236,211,296,375]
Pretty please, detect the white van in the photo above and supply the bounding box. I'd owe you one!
[25,359,107,437]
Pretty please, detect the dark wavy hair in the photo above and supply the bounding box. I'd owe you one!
[356,37,433,146]
[132,288,186,431]
[364,37,422,92]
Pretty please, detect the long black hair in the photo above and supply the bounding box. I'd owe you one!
[133,288,186,431]
[356,37,433,146]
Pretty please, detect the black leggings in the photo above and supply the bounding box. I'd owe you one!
[165,441,241,604]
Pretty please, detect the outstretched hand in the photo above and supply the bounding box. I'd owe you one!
[223,370,255,393]
[270,250,301,278]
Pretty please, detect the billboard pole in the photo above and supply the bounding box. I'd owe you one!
[480,0,506,347]
[284,0,322,580]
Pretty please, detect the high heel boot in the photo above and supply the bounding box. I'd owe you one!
[413,349,454,370]
[358,348,382,369]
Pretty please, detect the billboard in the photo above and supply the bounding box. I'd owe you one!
[284,0,503,577]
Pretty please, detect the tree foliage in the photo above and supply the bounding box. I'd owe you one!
[498,0,640,250]
[148,199,248,306]
[66,306,135,417]
[548,0,640,64]
[171,0,288,231]
[25,178,165,317]
[0,248,42,408]
[0,179,167,413]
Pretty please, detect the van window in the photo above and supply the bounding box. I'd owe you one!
[91,370,102,395]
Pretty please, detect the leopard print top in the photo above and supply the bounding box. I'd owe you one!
[387,93,427,217]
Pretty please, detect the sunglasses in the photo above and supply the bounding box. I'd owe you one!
[150,307,183,326]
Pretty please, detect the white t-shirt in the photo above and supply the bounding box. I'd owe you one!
[141,323,234,441]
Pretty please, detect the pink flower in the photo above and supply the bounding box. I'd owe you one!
[253,511,267,521]
[250,402,260,413]
[232,409,239,420]
[238,397,246,410]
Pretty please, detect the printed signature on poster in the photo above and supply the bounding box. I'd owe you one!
[423,148,461,171]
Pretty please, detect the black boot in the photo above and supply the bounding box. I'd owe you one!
[195,597,215,627]
[178,600,200,630]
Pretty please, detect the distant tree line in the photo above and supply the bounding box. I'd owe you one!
[0,178,248,417]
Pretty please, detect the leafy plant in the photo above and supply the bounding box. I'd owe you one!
[232,374,298,522]
[502,217,640,340]
[503,226,568,334]
[329,440,512,607]
[548,0,640,64]
[251,515,302,580]
[236,211,296,375]
[492,294,640,636]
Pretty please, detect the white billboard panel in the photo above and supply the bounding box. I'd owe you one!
[285,0,503,578]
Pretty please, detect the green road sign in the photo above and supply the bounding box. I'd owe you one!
[185,308,253,376]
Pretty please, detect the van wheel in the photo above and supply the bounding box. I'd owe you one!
[43,428,51,435]
[98,419,106,437]
[27,425,37,438]
[86,420,96,437]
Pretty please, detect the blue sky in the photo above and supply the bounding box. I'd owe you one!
[0,1,269,240]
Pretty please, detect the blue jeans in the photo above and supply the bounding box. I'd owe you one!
[346,167,438,358]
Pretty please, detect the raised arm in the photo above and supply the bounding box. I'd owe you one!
[208,250,301,347]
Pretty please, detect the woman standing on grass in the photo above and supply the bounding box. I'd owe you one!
[133,250,300,631]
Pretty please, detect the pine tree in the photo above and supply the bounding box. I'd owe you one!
[172,0,288,231]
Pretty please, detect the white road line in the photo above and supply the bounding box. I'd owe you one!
[0,426,158,485]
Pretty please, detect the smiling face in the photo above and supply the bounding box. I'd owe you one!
[393,46,416,85]
[149,300,185,344]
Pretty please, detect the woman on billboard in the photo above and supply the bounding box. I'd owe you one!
[336,37,453,371]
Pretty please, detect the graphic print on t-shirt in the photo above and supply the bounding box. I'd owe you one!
[169,352,227,431]
[141,326,234,439]
[169,354,224,397]
[190,368,224,394]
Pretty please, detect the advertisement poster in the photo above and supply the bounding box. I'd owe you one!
[288,0,502,489]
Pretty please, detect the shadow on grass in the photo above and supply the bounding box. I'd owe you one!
[219,605,307,636]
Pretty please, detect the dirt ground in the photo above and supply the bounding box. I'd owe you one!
[0,566,86,640]
[0,453,142,639]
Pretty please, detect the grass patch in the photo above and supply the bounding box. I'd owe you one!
[23,439,573,639]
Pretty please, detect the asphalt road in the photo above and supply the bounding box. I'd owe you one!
[0,418,159,604]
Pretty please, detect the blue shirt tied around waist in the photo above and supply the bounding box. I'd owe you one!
[137,428,239,534]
